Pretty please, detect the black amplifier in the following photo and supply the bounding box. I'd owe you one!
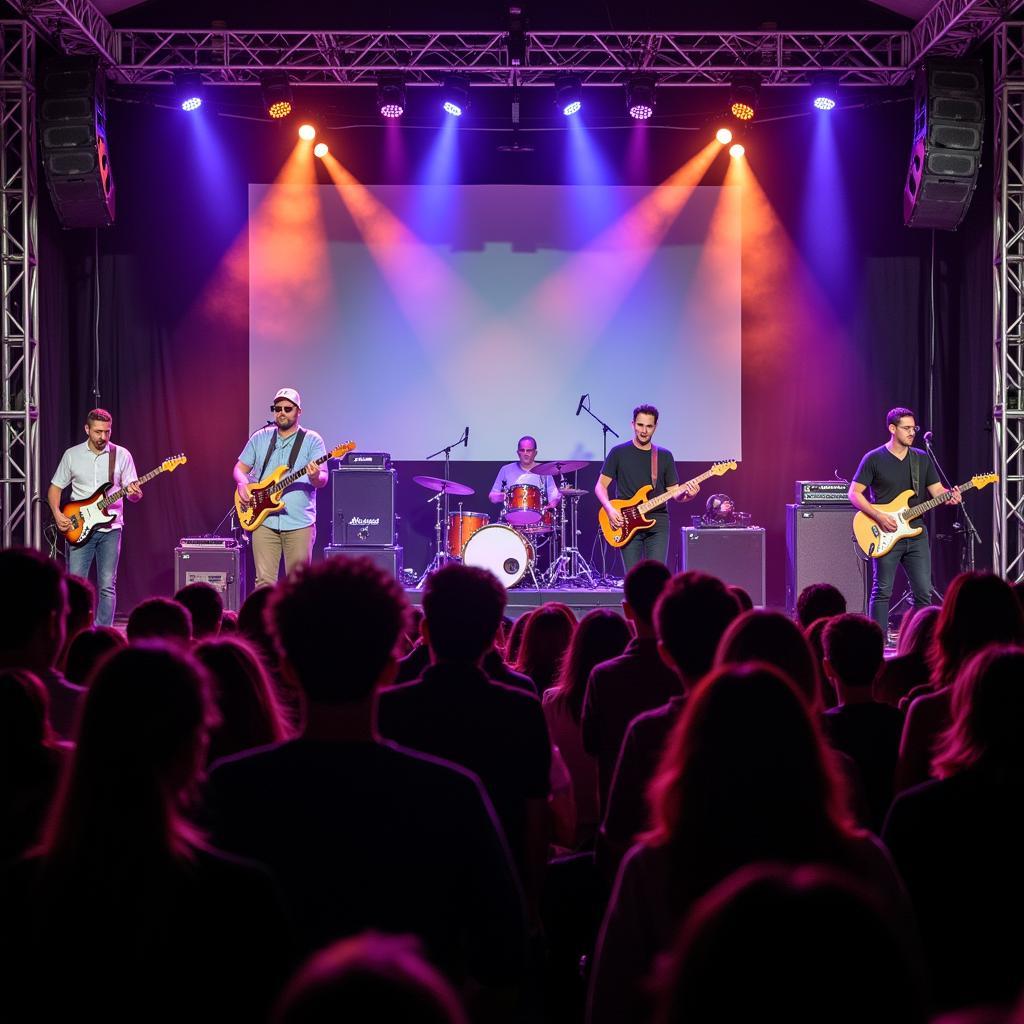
[325,545,403,579]
[341,452,391,470]
[795,480,850,505]
[332,467,396,546]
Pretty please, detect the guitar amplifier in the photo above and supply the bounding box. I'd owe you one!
[795,480,851,505]
[175,544,246,612]
[332,468,396,546]
[680,527,766,607]
[342,452,391,470]
[324,545,403,579]
[786,505,867,616]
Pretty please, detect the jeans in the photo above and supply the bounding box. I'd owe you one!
[869,530,933,632]
[620,516,670,573]
[67,527,122,626]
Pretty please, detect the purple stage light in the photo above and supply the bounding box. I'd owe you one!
[378,77,407,119]
[555,76,582,117]
[626,75,656,121]
[811,72,839,112]
[174,71,204,113]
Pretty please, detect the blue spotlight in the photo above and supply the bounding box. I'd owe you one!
[442,75,471,117]
[811,72,839,112]
[174,70,204,112]
[555,76,582,117]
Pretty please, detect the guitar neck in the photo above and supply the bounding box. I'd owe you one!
[98,465,165,509]
[905,480,978,521]
[272,450,332,492]
[638,468,718,514]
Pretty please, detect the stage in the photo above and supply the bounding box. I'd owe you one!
[402,585,625,620]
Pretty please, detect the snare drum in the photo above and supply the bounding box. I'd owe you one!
[462,524,533,588]
[447,511,489,558]
[518,507,555,535]
[504,483,542,525]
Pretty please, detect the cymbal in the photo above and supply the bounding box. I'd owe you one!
[412,475,474,496]
[559,486,589,497]
[533,459,590,476]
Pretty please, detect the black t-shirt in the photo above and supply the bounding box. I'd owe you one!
[853,445,938,507]
[600,442,680,516]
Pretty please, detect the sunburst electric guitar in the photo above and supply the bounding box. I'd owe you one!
[60,454,188,546]
[236,441,356,532]
[853,472,998,558]
[598,461,738,548]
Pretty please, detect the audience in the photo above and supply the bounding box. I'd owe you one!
[207,557,528,990]
[884,645,1024,1012]
[505,610,531,666]
[58,575,95,671]
[516,604,576,695]
[174,582,224,639]
[876,605,940,707]
[126,596,192,645]
[796,582,847,629]
[726,584,754,612]
[220,609,239,634]
[63,625,125,686]
[0,643,292,1020]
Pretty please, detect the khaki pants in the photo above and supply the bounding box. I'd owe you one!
[252,524,315,588]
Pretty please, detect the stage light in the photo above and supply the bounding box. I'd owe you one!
[626,75,656,120]
[298,123,316,141]
[442,75,471,117]
[729,142,745,158]
[260,70,293,119]
[377,76,407,118]
[729,75,760,121]
[507,5,528,67]
[810,71,839,111]
[716,127,733,144]
[313,142,328,158]
[174,71,204,112]
[555,76,583,117]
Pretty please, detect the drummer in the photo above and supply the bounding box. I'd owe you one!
[488,436,561,513]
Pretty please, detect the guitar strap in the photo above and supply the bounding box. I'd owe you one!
[910,448,922,505]
[107,443,116,484]
[258,428,306,480]
[651,445,658,488]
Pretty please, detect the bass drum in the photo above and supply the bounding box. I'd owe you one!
[462,524,533,588]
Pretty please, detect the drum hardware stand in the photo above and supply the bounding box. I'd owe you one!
[418,490,450,587]
[547,478,597,588]
[579,397,619,579]
[419,429,470,587]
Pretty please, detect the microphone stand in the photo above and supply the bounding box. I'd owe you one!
[210,419,276,543]
[425,428,469,567]
[925,434,980,575]
[579,397,619,460]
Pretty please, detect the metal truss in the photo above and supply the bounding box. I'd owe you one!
[994,22,1024,581]
[0,21,39,550]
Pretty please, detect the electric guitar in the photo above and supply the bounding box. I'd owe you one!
[59,454,188,546]
[852,473,998,558]
[236,441,356,532]
[599,461,738,548]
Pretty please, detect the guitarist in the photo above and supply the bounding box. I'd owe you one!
[233,388,328,588]
[47,408,142,626]
[595,404,698,571]
[849,407,961,632]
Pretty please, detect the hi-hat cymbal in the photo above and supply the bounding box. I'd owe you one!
[559,486,589,497]
[533,459,590,476]
[412,475,475,496]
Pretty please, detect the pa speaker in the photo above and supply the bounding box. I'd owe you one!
[680,527,766,607]
[41,56,115,229]
[903,58,984,231]
[332,468,396,546]
[325,545,403,579]
[785,505,867,616]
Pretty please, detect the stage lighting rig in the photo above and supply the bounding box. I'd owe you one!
[716,127,733,144]
[174,70,204,112]
[626,75,656,120]
[377,76,407,118]
[729,142,745,158]
[810,71,839,111]
[507,6,529,67]
[442,75,471,117]
[298,123,317,141]
[555,76,582,117]
[260,71,293,119]
[313,142,328,158]
[729,74,760,122]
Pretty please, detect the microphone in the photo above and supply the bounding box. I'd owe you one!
[265,420,274,426]
[923,431,934,445]
[464,426,469,448]
[576,393,587,416]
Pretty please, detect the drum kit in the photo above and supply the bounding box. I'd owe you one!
[413,459,598,589]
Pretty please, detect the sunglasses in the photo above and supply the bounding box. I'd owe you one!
[271,405,297,413]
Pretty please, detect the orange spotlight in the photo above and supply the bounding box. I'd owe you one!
[716,127,733,145]
[313,142,328,158]
[298,123,316,141]
[729,143,745,159]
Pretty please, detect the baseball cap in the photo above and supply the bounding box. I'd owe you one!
[273,388,301,408]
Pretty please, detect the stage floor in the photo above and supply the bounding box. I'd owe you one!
[403,585,625,620]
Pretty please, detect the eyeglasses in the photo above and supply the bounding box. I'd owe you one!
[517,447,536,453]
[271,405,297,413]
[897,425,919,433]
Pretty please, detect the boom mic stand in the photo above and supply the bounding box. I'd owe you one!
[419,428,469,582]
[579,397,619,581]
[925,432,980,574]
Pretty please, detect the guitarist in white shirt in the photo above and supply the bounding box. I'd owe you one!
[47,408,142,626]
[849,407,960,633]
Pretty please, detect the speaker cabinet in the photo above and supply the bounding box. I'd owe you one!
[680,527,766,607]
[785,505,867,616]
[332,468,396,546]
[324,545,403,579]
[174,545,245,612]
[41,56,115,229]
[904,58,984,231]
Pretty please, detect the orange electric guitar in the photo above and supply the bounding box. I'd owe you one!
[236,441,355,532]
[598,461,738,548]
[60,454,188,546]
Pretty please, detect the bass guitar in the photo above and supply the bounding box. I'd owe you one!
[852,472,998,558]
[598,461,738,548]
[60,454,188,546]
[236,441,356,532]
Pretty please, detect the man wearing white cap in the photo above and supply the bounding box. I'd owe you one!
[233,388,328,587]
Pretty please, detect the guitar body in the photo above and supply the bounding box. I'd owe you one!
[853,489,924,558]
[598,485,657,548]
[236,465,291,532]
[62,484,116,546]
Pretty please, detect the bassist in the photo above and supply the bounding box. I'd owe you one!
[849,407,960,633]
[234,388,327,588]
[47,408,142,626]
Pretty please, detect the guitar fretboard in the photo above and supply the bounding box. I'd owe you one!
[636,467,725,514]
[905,480,979,522]
[98,465,167,510]
[269,450,337,494]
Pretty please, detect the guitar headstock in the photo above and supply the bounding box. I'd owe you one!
[971,472,999,491]
[711,460,738,476]
[330,441,357,459]
[161,454,187,473]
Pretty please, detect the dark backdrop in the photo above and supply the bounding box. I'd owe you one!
[38,80,994,610]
